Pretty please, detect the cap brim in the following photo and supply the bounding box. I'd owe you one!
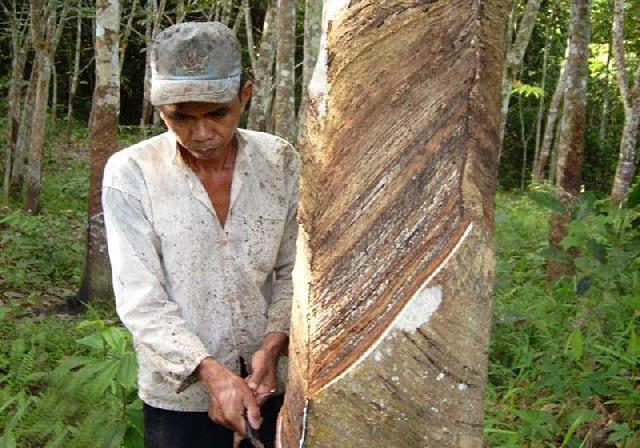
[150,77,240,106]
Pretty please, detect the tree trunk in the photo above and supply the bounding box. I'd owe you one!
[498,0,541,155]
[547,0,590,282]
[140,0,155,129]
[66,0,83,142]
[599,38,612,146]
[296,0,322,140]
[12,61,39,191]
[242,0,257,74]
[23,0,57,214]
[176,0,185,23]
[77,0,120,303]
[533,47,568,181]
[272,0,297,142]
[610,0,640,205]
[119,0,139,74]
[3,1,30,206]
[533,9,552,175]
[278,1,507,447]
[247,5,276,131]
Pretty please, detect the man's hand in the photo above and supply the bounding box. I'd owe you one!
[197,357,261,436]
[247,332,287,405]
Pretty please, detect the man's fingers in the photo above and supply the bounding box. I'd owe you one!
[243,392,262,430]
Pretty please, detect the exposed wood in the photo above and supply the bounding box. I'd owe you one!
[77,0,120,302]
[547,0,590,281]
[278,1,507,446]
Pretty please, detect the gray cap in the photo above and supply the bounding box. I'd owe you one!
[150,22,241,106]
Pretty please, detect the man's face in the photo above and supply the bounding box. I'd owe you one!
[159,81,252,160]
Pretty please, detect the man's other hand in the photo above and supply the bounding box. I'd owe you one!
[197,357,261,436]
[247,332,287,405]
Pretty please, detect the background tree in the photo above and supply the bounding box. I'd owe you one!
[547,0,590,281]
[279,0,507,446]
[77,0,120,302]
[610,0,640,205]
[272,0,297,142]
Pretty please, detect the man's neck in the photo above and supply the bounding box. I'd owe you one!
[179,137,238,173]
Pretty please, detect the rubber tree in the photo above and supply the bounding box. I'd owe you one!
[277,1,507,446]
[77,0,120,302]
[547,0,590,281]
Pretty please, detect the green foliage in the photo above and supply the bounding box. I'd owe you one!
[512,83,545,99]
[486,194,640,447]
[0,304,143,448]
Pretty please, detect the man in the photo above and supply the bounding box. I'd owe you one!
[102,22,300,447]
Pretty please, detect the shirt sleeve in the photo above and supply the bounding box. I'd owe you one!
[102,156,210,393]
[265,146,301,336]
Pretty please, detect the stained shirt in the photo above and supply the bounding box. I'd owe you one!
[102,128,300,412]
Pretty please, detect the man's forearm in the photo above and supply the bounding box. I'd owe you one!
[261,332,288,360]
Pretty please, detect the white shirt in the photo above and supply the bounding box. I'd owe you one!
[102,128,299,411]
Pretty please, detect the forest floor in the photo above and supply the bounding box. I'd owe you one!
[0,126,638,447]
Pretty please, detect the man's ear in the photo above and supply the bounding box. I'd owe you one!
[240,81,253,112]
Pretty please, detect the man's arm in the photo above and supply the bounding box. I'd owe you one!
[103,183,211,392]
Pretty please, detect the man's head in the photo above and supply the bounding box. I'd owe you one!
[150,22,252,160]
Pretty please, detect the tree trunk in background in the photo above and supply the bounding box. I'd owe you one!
[533,48,568,180]
[547,0,590,282]
[278,1,506,447]
[119,0,139,74]
[549,100,563,185]
[49,0,69,126]
[23,0,57,214]
[599,39,612,146]
[176,0,185,23]
[272,0,297,143]
[140,0,155,129]
[243,0,257,74]
[3,0,30,206]
[66,0,83,142]
[499,0,541,155]
[296,0,322,140]
[12,62,39,191]
[77,0,120,303]
[610,0,640,205]
[247,5,276,131]
[533,9,552,174]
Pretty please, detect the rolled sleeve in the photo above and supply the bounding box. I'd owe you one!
[102,158,210,393]
[265,148,300,336]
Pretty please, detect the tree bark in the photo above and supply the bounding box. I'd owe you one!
[533,46,568,181]
[296,0,322,140]
[547,0,590,281]
[272,0,297,142]
[23,0,57,214]
[610,0,640,205]
[66,0,83,142]
[247,5,276,131]
[141,0,166,130]
[498,0,541,155]
[77,0,120,303]
[278,1,507,447]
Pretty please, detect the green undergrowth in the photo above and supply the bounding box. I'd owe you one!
[1,126,639,446]
[485,185,640,447]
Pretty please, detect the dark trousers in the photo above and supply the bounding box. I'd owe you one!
[143,395,284,448]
